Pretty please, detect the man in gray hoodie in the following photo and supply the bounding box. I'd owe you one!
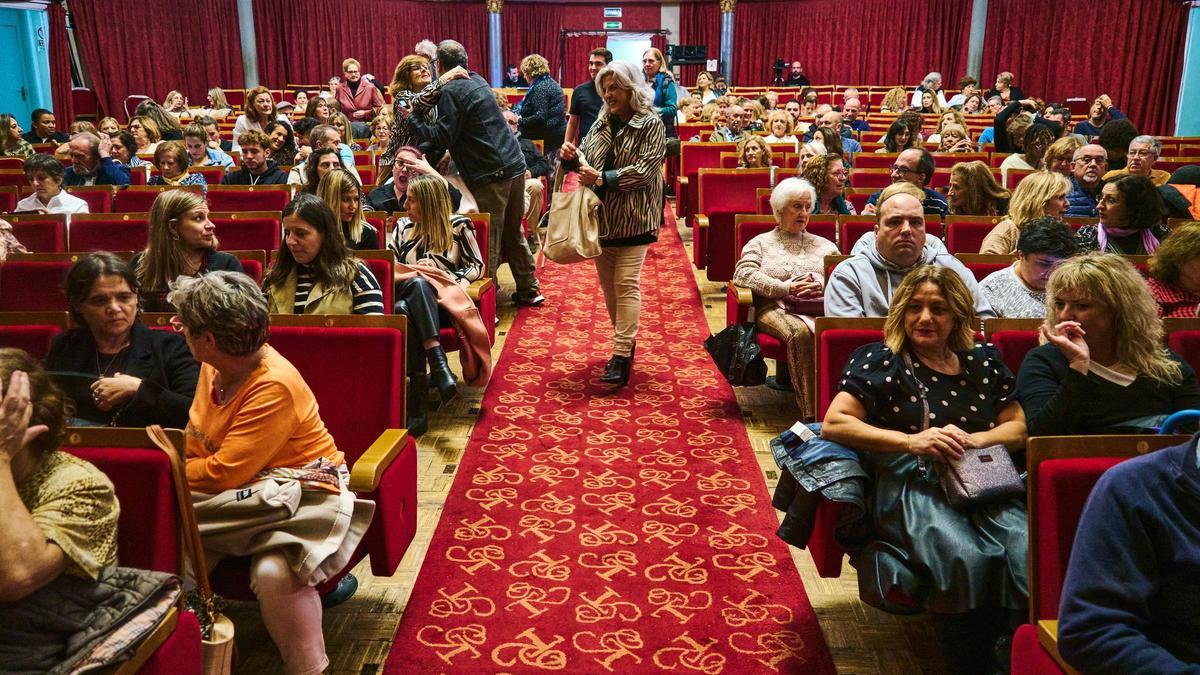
[824,190,995,319]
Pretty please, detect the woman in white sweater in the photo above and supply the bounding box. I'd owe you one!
[732,177,837,417]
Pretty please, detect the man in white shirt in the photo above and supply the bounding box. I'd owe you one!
[15,154,89,214]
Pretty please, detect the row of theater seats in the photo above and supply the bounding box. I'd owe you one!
[0,184,293,214]
[4,313,418,674]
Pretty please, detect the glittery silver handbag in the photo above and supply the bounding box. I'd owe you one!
[935,444,1025,509]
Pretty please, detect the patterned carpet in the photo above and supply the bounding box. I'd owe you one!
[384,219,835,673]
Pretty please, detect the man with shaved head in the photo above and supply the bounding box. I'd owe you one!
[1065,143,1109,216]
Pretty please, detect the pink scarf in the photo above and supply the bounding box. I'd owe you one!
[1097,224,1160,254]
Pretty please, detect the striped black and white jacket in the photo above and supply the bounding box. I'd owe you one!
[577,110,665,241]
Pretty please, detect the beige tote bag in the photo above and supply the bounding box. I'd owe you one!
[543,166,602,264]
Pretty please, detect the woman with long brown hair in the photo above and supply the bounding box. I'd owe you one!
[946,161,1010,216]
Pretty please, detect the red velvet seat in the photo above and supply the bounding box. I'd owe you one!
[932,152,989,169]
[0,185,18,213]
[1167,329,1200,374]
[695,168,790,281]
[725,219,789,366]
[5,213,67,252]
[0,312,69,360]
[65,186,115,213]
[69,213,150,252]
[677,142,736,223]
[852,153,898,169]
[945,216,1003,254]
[210,317,417,600]
[848,169,893,189]
[988,327,1040,376]
[209,211,282,252]
[207,185,291,212]
[0,259,72,311]
[114,186,203,213]
[357,251,394,314]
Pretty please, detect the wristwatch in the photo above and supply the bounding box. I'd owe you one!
[595,173,604,187]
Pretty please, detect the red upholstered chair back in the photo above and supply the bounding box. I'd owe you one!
[0,186,17,213]
[355,251,394,313]
[69,214,150,252]
[815,318,886,417]
[698,168,774,214]
[65,186,114,213]
[210,212,282,252]
[114,186,203,213]
[0,260,71,311]
[945,217,1004,254]
[1167,330,1200,374]
[989,329,1040,376]
[681,142,737,177]
[266,323,405,458]
[0,170,26,187]
[8,216,67,252]
[849,169,893,189]
[838,217,943,254]
[852,154,898,169]
[63,437,182,575]
[736,219,778,252]
[0,324,63,360]
[468,214,490,273]
[1005,168,1035,190]
[932,152,989,169]
[207,186,291,212]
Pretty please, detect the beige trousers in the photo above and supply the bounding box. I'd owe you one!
[523,178,545,225]
[756,303,815,418]
[594,244,649,358]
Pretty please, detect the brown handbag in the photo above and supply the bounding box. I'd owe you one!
[902,354,1025,508]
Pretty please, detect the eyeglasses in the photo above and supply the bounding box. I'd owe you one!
[1127,149,1156,158]
[1074,156,1106,165]
[890,165,916,175]
[169,316,185,333]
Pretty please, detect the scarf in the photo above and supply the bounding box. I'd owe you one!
[1097,224,1161,254]
[160,170,190,186]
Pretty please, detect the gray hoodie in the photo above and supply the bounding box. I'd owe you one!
[824,231,995,319]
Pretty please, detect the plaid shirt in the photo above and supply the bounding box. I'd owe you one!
[1148,277,1200,318]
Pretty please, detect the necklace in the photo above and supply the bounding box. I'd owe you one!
[95,342,130,377]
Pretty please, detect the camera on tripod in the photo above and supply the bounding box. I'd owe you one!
[771,58,786,86]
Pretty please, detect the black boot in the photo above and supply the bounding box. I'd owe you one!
[407,372,429,437]
[426,346,459,404]
[600,347,633,386]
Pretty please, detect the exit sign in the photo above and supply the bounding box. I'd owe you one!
[604,20,622,29]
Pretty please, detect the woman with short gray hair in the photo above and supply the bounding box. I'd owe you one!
[733,177,837,417]
[559,60,665,386]
[168,269,372,674]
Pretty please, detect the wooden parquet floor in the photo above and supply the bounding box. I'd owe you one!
[227,212,948,674]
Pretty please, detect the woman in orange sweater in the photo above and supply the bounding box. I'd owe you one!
[169,271,372,675]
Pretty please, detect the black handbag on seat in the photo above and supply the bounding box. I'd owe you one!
[704,323,768,386]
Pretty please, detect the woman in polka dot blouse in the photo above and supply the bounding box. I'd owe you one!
[821,264,1028,673]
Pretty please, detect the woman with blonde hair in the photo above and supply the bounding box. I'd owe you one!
[918,90,944,115]
[693,71,717,104]
[803,153,854,214]
[380,54,468,169]
[736,136,772,169]
[163,90,189,119]
[980,171,1070,253]
[642,47,678,137]
[935,123,972,153]
[147,141,207,191]
[518,53,567,161]
[927,110,966,145]
[131,189,244,311]
[1043,135,1084,176]
[233,85,286,148]
[128,115,161,154]
[1018,253,1200,435]
[879,86,909,114]
[316,168,378,250]
[946,160,1010,216]
[98,116,121,138]
[763,110,798,149]
[194,88,233,120]
[795,140,827,172]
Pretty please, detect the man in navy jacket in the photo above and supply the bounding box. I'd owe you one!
[63,133,131,187]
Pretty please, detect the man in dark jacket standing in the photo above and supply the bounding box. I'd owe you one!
[408,40,542,306]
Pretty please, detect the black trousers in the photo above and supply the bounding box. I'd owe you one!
[394,277,445,374]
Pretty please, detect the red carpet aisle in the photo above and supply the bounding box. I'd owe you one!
[386,220,835,674]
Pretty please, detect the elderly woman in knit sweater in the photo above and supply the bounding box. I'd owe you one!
[733,177,838,418]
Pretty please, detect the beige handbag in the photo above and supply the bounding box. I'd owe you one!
[543,165,602,264]
[148,425,236,675]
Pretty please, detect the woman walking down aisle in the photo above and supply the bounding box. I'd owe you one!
[560,60,666,387]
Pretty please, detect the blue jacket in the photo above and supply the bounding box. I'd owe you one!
[651,72,677,137]
[1065,175,1101,217]
[63,157,131,187]
[1058,437,1200,674]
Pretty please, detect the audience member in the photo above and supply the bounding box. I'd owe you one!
[961,93,984,114]
[782,61,810,87]
[263,193,384,315]
[517,54,567,163]
[134,100,183,141]
[0,113,34,158]
[305,96,333,127]
[290,146,344,191]
[827,184,992,317]
[566,48,612,145]
[1042,135,1084,176]
[692,71,718,103]
[878,119,918,154]
[708,104,751,143]
[330,111,359,151]
[1102,135,1171,187]
[45,251,198,427]
[878,86,909,114]
[1065,143,1108,216]
[16,154,88,214]
[1161,166,1200,220]
[316,168,378,250]
[559,60,665,386]
[1058,432,1200,674]
[935,124,972,153]
[290,89,310,121]
[196,114,233,153]
[862,148,949,217]
[733,177,837,415]
[386,174,485,430]
[170,270,373,674]
[406,40,541,306]
[736,136,772,169]
[296,124,360,184]
[97,117,120,138]
[822,264,1026,673]
[945,76,978,109]
[1146,222,1200,318]
[993,99,1051,155]
[367,146,463,213]
[22,108,68,144]
[64,132,131,187]
[926,110,965,145]
[192,88,233,120]
[946,161,1010,216]
[763,110,799,150]
[233,85,287,148]
[1018,253,1200,435]
[979,217,1078,318]
[502,63,527,88]
[221,130,288,185]
[147,141,207,191]
[128,115,161,154]
[798,88,819,118]
[985,71,1025,103]
[795,140,827,172]
[803,153,854,214]
[783,99,802,127]
[642,48,677,138]
[335,58,384,138]
[183,123,234,171]
[263,119,298,167]
[1096,118,1139,171]
[1077,174,1169,254]
[503,110,549,244]
[810,127,845,163]
[367,115,392,154]
[1000,124,1054,184]
[107,130,148,169]
[131,189,244,312]
[910,72,948,110]
[1072,94,1125,139]
[162,90,189,119]
[980,171,1070,254]
[916,90,944,115]
[815,110,862,153]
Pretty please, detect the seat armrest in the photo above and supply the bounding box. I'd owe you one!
[726,283,754,326]
[467,277,493,303]
[694,214,708,230]
[678,176,688,187]
[734,284,753,305]
[111,607,179,675]
[1037,620,1081,675]
[349,428,411,492]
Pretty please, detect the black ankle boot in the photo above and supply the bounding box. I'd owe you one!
[426,346,459,404]
[600,354,632,386]
[407,373,429,437]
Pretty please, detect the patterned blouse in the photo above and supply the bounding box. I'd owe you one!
[148,171,208,193]
[387,214,484,285]
[0,138,34,158]
[379,79,446,166]
[17,452,119,580]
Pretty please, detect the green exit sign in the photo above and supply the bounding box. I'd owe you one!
[604,20,622,29]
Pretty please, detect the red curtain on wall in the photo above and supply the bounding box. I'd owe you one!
[47,1,73,121]
[504,3,566,83]
[981,0,1187,135]
[561,34,604,87]
[70,0,243,120]
[253,0,488,87]
[677,1,720,88]
[730,0,971,88]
